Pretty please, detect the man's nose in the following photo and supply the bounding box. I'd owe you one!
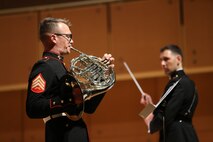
[161,60,166,66]
[70,39,74,44]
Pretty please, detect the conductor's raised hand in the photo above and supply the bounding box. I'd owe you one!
[140,93,153,106]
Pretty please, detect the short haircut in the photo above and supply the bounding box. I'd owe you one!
[160,44,183,58]
[39,17,71,40]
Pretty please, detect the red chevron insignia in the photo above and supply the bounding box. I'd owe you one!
[31,73,46,93]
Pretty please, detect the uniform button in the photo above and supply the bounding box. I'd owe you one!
[61,100,64,104]
[69,98,72,102]
[66,124,69,127]
[53,102,56,105]
[179,120,182,123]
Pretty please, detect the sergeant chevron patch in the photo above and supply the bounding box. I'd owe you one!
[31,73,46,93]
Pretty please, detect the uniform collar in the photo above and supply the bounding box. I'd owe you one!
[42,52,64,61]
[169,70,185,80]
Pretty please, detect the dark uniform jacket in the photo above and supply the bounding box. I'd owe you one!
[149,70,199,142]
[26,52,105,142]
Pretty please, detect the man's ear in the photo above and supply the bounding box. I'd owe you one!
[43,34,56,48]
[176,54,182,66]
[50,34,57,44]
[177,54,182,62]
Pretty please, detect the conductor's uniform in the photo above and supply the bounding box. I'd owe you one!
[149,70,199,142]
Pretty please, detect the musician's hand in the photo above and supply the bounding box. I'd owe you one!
[144,113,154,129]
[140,93,153,106]
[101,53,115,68]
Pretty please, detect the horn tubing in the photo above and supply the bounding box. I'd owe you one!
[70,46,84,54]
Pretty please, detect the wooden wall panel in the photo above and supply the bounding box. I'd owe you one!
[194,116,213,142]
[110,0,182,74]
[88,121,158,142]
[0,0,79,10]
[40,5,108,69]
[189,72,213,116]
[0,91,23,142]
[184,0,213,67]
[0,13,39,86]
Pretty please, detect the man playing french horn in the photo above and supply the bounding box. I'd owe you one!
[26,17,115,142]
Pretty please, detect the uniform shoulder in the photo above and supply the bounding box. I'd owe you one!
[34,56,61,67]
[29,56,66,78]
[30,57,54,75]
[179,75,195,90]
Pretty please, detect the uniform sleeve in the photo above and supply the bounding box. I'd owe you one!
[26,62,70,118]
[84,93,106,114]
[149,82,186,134]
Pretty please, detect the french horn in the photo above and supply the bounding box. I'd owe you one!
[69,47,116,100]
[64,46,116,120]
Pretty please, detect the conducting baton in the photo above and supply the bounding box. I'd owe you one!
[123,62,145,96]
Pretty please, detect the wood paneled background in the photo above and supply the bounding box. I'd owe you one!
[0,0,213,142]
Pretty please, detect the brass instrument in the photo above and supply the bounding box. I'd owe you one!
[64,46,116,120]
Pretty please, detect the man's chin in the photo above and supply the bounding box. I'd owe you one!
[163,70,170,75]
[65,49,71,54]
[61,51,70,55]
